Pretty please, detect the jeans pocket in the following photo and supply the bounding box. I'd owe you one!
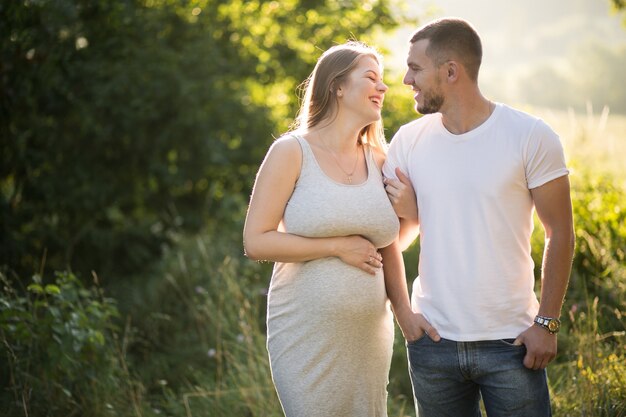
[498,338,525,348]
[406,333,429,346]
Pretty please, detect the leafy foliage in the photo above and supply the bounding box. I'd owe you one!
[1,0,407,279]
[0,271,141,416]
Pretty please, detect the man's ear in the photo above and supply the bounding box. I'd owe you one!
[446,61,460,82]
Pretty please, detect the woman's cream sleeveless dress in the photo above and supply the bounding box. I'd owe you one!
[266,135,400,417]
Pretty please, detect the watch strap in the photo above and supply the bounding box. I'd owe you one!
[534,315,561,334]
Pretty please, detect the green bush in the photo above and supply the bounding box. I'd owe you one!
[0,271,142,417]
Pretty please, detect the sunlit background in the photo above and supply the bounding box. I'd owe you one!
[383,0,626,112]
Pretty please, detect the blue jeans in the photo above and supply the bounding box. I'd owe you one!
[407,336,551,417]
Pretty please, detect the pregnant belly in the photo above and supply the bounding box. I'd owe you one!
[269,258,389,321]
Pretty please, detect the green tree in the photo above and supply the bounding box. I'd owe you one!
[1,0,408,280]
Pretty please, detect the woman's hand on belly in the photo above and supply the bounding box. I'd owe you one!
[332,235,382,275]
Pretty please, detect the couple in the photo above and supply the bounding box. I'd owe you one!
[243,17,575,417]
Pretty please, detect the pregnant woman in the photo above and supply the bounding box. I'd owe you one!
[243,41,399,416]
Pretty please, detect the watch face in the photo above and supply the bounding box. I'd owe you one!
[548,321,559,332]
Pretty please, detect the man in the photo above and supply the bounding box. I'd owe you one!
[382,17,575,416]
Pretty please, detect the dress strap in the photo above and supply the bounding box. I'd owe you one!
[364,144,382,182]
[290,134,316,178]
[293,134,313,158]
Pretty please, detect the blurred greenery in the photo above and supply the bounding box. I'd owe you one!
[1,0,626,416]
[1,0,411,280]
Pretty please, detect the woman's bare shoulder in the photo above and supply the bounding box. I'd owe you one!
[269,133,302,156]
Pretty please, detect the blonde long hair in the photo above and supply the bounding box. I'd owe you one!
[289,41,388,152]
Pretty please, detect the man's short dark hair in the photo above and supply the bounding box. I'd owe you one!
[411,18,482,81]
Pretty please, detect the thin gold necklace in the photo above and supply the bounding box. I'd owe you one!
[318,132,360,184]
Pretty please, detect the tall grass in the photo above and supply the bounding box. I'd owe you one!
[102,226,285,416]
[551,297,626,416]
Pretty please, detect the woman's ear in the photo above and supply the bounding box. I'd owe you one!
[330,84,343,97]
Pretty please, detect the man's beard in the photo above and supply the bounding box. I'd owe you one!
[417,90,444,114]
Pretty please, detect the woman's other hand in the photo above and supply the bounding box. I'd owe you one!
[384,168,417,220]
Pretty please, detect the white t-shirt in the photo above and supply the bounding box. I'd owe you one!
[383,103,569,341]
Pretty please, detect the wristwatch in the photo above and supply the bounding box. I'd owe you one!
[534,315,561,334]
